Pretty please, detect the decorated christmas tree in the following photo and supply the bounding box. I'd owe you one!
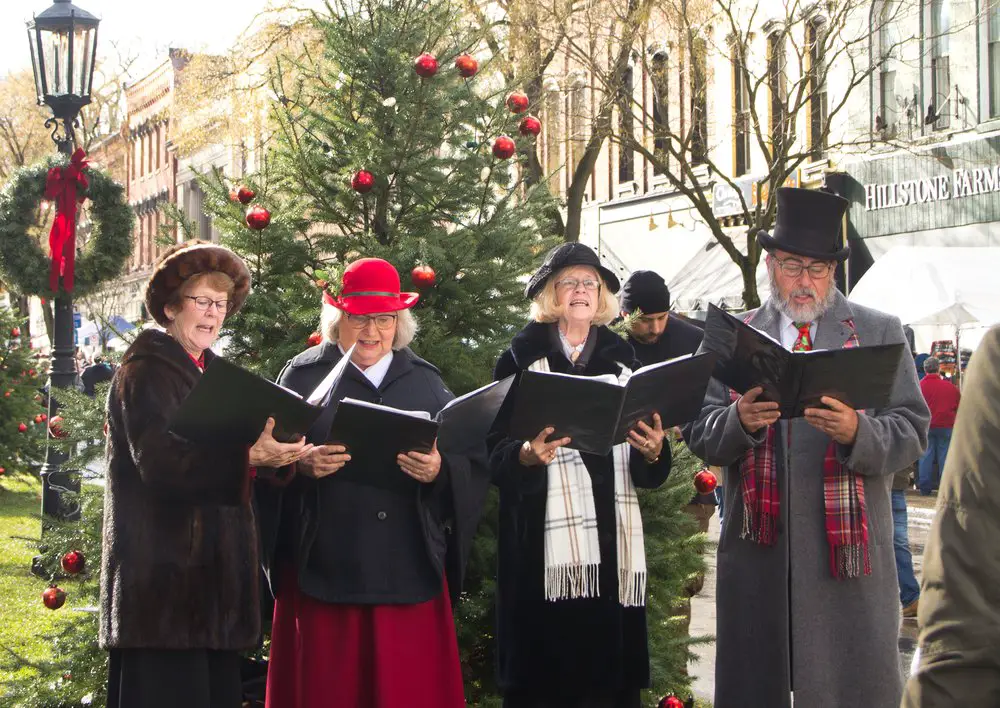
[199,0,558,390]
[0,301,47,476]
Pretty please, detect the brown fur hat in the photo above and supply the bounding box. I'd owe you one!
[145,240,251,327]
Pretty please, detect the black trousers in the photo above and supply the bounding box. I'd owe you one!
[107,648,242,708]
[503,688,642,708]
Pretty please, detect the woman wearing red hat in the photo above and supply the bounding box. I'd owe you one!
[257,257,488,708]
[489,243,672,708]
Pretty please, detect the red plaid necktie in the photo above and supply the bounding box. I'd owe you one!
[793,322,813,352]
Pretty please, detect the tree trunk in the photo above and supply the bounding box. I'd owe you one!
[741,258,761,310]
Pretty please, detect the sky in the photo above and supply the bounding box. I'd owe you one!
[2,0,317,81]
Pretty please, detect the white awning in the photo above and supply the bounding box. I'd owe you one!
[667,239,770,314]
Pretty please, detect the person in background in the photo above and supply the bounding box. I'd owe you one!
[618,269,715,645]
[892,463,921,619]
[81,355,114,398]
[917,356,961,496]
[490,243,671,708]
[914,352,930,380]
[902,326,1000,707]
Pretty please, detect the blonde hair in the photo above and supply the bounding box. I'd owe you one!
[529,266,619,326]
[321,306,419,350]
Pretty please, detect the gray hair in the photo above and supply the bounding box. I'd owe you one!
[321,306,419,350]
[923,356,940,374]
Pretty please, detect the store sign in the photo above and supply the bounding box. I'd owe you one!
[864,165,1000,211]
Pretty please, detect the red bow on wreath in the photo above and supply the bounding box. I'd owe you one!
[44,148,89,292]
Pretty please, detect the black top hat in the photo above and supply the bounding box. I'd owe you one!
[525,243,620,299]
[620,270,670,314]
[756,187,850,262]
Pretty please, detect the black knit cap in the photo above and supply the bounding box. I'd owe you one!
[620,270,670,315]
[524,242,620,299]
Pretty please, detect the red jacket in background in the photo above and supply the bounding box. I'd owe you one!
[919,373,961,429]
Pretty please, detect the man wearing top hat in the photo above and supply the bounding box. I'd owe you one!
[686,187,929,708]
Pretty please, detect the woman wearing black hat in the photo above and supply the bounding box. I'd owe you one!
[100,241,313,708]
[489,243,672,708]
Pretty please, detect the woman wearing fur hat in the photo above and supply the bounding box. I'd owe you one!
[257,257,488,708]
[489,243,672,708]
[100,241,312,708]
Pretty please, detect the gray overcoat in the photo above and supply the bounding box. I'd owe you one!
[687,292,930,708]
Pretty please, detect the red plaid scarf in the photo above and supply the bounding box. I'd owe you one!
[730,315,871,579]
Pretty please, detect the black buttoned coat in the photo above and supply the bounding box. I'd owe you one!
[255,342,490,605]
[489,322,672,698]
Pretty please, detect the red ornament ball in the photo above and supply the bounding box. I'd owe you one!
[413,53,439,78]
[506,91,530,114]
[0,467,5,475]
[17,423,27,433]
[694,468,719,495]
[519,115,542,137]
[28,369,36,377]
[49,416,67,439]
[492,135,517,160]
[4,390,10,398]
[411,264,437,288]
[307,332,322,347]
[351,170,375,194]
[228,188,240,202]
[245,205,272,231]
[34,414,44,425]
[42,585,66,610]
[455,54,479,78]
[61,550,86,575]
[39,413,47,422]
[11,327,20,337]
[660,697,685,708]
[236,186,256,205]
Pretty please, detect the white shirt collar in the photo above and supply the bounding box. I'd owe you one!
[338,343,394,388]
[778,312,817,351]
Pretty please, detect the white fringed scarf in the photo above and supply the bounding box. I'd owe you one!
[531,357,647,607]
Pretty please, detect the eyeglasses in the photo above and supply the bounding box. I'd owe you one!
[555,278,601,291]
[184,296,234,313]
[346,313,397,330]
[772,257,835,279]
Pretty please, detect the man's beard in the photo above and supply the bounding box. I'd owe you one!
[768,267,837,323]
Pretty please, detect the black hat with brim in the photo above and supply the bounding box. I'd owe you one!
[525,242,620,299]
[756,187,851,263]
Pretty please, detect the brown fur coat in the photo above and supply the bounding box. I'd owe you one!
[99,329,260,650]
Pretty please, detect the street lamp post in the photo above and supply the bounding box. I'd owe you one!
[27,0,100,523]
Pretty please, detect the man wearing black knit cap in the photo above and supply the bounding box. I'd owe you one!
[620,269,715,659]
[619,270,704,366]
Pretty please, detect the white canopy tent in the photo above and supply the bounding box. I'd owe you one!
[668,239,770,315]
[848,246,1000,356]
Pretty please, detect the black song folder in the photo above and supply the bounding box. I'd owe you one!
[169,357,324,444]
[507,352,717,455]
[701,304,905,418]
[436,375,515,454]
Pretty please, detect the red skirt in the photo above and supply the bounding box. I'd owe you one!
[265,568,466,708]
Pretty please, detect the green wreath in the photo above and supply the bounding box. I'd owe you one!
[0,155,134,297]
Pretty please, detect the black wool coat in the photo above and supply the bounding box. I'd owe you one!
[255,342,490,605]
[100,330,260,651]
[489,321,672,696]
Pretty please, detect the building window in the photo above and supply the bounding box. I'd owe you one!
[147,132,154,173]
[989,0,1000,117]
[807,20,828,159]
[690,37,708,165]
[155,125,162,169]
[137,136,144,178]
[767,31,787,156]
[878,1,898,135]
[650,50,670,176]
[618,66,635,183]
[930,0,951,129]
[733,44,750,177]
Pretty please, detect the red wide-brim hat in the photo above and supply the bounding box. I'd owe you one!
[325,258,419,315]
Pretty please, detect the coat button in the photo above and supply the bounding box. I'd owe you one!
[377,511,387,521]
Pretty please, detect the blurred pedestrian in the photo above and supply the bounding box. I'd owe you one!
[892,463,920,619]
[917,356,960,495]
[902,326,1000,707]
